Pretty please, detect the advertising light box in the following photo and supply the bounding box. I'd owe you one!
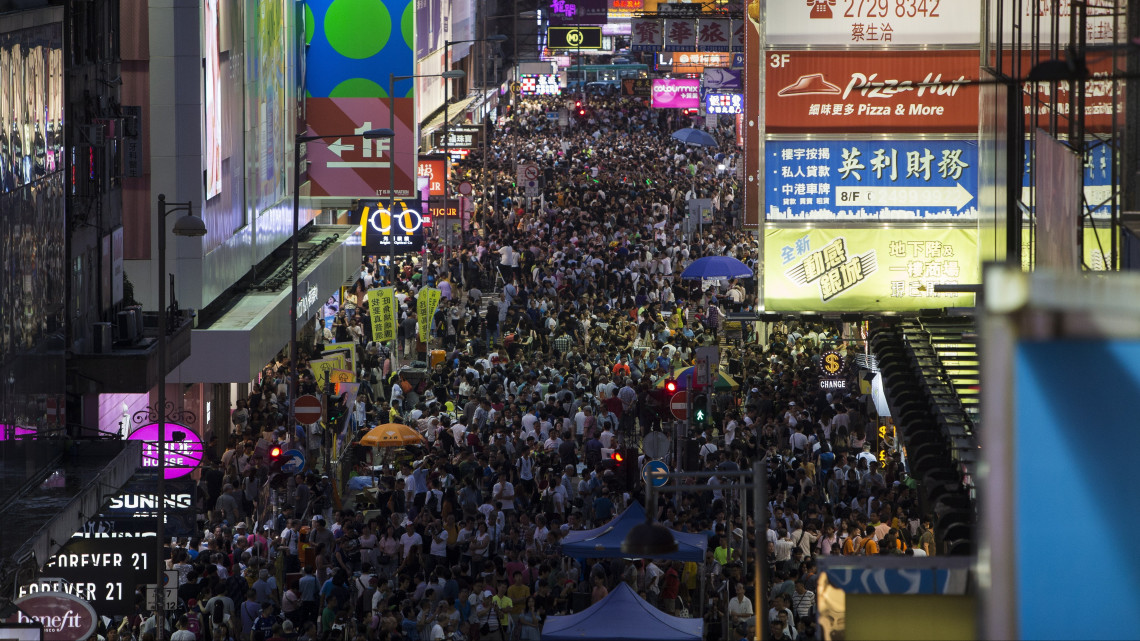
[520,74,562,95]
[766,0,982,46]
[706,93,743,114]
[766,139,979,221]
[764,227,979,312]
[652,78,700,108]
[766,50,979,133]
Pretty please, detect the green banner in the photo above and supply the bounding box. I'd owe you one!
[417,288,442,343]
[764,227,980,312]
[367,287,397,342]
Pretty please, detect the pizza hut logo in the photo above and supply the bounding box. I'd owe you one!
[808,0,836,19]
[778,73,841,97]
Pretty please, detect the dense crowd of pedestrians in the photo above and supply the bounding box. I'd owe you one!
[95,94,924,641]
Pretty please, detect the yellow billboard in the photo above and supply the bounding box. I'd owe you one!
[764,227,979,312]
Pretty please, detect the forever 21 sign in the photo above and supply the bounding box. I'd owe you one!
[7,592,98,641]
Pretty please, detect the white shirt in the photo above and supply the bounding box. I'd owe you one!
[400,531,423,558]
[430,530,448,557]
[493,481,516,510]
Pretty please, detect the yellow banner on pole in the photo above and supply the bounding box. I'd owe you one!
[367,287,397,342]
[310,354,348,382]
[329,369,355,384]
[417,287,442,343]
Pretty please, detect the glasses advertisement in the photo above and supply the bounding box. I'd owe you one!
[764,227,979,312]
[765,0,981,46]
[357,200,425,254]
[766,139,978,221]
[305,0,415,198]
[766,50,979,134]
[652,78,700,108]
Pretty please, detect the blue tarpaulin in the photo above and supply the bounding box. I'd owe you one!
[540,582,702,641]
[560,502,708,563]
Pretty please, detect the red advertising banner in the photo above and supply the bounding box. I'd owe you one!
[417,156,446,197]
[305,98,416,199]
[766,50,980,134]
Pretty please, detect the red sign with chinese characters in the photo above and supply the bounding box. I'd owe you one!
[766,50,980,134]
[417,156,446,197]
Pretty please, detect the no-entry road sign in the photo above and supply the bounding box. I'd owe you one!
[670,390,689,420]
[294,394,322,425]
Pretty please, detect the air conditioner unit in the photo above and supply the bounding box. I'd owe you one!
[92,322,113,354]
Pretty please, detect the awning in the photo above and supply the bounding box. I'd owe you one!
[421,93,480,134]
[171,225,361,383]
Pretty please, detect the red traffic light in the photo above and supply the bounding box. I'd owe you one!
[578,109,585,116]
[612,452,624,463]
[575,100,581,107]
[665,379,678,394]
[269,446,282,458]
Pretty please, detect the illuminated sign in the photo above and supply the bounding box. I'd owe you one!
[417,156,446,197]
[764,227,980,312]
[9,593,97,641]
[431,125,482,150]
[766,0,982,46]
[358,200,425,254]
[547,26,603,50]
[125,423,203,479]
[766,50,979,133]
[706,93,742,114]
[766,139,978,221]
[520,74,562,95]
[651,78,700,108]
[548,0,608,25]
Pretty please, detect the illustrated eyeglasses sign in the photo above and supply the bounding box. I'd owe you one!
[358,200,425,255]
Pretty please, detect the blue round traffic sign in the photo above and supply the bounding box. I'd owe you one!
[642,460,670,488]
[281,449,307,475]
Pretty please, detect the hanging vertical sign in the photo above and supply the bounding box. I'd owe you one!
[417,288,442,342]
[631,18,663,52]
[367,287,397,342]
[664,19,697,51]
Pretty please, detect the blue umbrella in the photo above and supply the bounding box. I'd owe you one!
[670,127,718,147]
[681,255,753,280]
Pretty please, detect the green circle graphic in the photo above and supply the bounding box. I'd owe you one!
[305,4,315,46]
[401,1,414,50]
[330,78,388,98]
[324,0,391,59]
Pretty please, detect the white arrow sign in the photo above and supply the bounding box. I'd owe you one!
[834,183,974,211]
[328,139,355,157]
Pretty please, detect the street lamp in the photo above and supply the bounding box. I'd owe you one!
[154,194,206,641]
[443,35,506,255]
[290,127,393,462]
[623,463,769,641]
[388,70,466,288]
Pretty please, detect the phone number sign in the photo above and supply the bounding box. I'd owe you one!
[766,139,978,221]
[767,0,981,46]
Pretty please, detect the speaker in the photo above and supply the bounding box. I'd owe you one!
[117,309,138,343]
[92,322,113,354]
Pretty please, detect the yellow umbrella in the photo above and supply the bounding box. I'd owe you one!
[358,423,425,448]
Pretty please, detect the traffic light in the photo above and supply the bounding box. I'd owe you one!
[268,445,284,472]
[610,448,639,489]
[664,378,678,395]
[691,393,710,426]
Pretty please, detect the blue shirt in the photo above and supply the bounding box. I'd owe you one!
[299,574,319,602]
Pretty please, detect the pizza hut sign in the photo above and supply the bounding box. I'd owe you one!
[9,592,98,641]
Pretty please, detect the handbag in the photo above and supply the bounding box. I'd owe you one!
[677,597,690,619]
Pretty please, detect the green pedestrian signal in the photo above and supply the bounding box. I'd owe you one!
[692,393,709,425]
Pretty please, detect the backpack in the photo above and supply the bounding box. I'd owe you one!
[226,573,246,604]
[186,609,202,640]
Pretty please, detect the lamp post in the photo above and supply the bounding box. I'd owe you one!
[154,194,206,641]
[624,464,769,641]
[389,70,466,312]
[443,35,506,257]
[291,128,393,467]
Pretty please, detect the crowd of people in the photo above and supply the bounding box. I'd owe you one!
[96,94,932,641]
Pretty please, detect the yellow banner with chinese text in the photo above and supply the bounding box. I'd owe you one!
[417,288,442,343]
[368,287,397,342]
[764,227,979,312]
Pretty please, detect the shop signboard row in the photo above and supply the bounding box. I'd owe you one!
[763,227,980,312]
[766,139,978,221]
[630,17,745,52]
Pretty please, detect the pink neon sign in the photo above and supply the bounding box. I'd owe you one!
[126,423,204,479]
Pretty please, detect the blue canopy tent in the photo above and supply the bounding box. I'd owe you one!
[560,501,707,562]
[540,582,703,641]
